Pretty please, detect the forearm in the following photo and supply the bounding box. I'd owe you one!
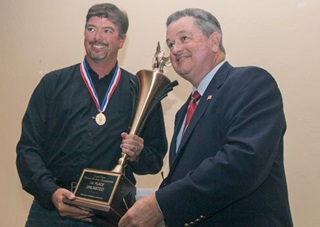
[17,149,59,209]
[129,146,164,174]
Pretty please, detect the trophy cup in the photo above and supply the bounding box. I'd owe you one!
[63,42,178,226]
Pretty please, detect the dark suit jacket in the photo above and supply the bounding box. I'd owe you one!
[156,62,293,226]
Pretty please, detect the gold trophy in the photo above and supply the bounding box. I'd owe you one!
[63,42,178,226]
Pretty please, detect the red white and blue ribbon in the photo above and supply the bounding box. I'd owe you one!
[80,59,121,113]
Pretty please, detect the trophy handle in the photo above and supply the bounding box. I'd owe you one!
[112,70,178,173]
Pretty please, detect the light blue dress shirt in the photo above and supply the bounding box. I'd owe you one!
[175,60,226,152]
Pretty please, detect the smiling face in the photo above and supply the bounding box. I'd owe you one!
[166,16,223,87]
[84,16,126,66]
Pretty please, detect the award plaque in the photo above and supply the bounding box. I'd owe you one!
[63,169,135,226]
[63,42,178,225]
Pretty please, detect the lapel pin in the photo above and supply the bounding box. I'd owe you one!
[207,95,212,100]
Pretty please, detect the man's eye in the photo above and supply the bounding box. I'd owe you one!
[87,27,95,32]
[104,29,113,33]
[181,36,188,41]
[168,43,174,50]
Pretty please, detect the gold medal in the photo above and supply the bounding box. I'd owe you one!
[95,112,106,126]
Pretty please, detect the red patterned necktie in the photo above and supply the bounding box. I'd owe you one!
[183,91,201,134]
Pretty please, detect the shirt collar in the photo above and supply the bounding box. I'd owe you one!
[84,58,118,81]
[193,60,226,96]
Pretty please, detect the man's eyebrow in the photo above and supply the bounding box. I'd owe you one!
[102,26,115,30]
[86,24,115,31]
[166,30,192,42]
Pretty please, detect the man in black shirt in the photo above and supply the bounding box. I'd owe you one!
[16,3,168,226]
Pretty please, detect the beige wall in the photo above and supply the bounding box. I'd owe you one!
[1,0,319,226]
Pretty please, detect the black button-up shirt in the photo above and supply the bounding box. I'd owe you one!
[16,61,168,209]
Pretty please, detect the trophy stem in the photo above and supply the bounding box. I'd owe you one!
[111,70,178,174]
[112,154,127,173]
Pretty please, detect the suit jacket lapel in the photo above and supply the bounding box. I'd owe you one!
[170,62,233,170]
[169,100,188,166]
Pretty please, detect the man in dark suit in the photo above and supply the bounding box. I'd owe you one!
[119,8,293,227]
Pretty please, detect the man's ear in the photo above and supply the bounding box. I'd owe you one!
[119,34,127,49]
[210,32,221,52]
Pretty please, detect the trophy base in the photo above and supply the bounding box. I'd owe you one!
[63,197,120,226]
[63,168,136,225]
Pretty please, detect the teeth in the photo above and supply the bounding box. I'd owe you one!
[93,44,105,48]
[177,56,188,62]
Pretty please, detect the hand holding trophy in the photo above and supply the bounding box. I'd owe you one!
[63,42,178,226]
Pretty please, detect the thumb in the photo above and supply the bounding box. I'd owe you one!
[64,190,76,200]
[121,132,128,138]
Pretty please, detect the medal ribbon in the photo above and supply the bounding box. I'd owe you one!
[80,59,121,113]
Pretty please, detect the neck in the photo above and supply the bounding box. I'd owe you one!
[193,52,226,88]
[85,56,117,79]
[212,51,225,69]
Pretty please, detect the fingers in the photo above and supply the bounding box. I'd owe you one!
[119,194,164,227]
[52,188,94,222]
[120,133,144,162]
[61,204,94,221]
[52,188,73,209]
